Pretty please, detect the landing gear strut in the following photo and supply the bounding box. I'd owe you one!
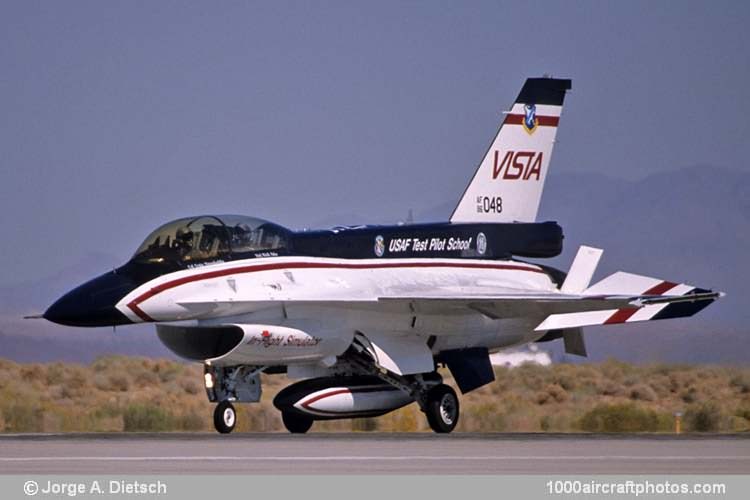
[213,400,237,434]
[342,344,461,433]
[206,364,264,434]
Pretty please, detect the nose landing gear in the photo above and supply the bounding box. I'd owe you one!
[213,400,237,434]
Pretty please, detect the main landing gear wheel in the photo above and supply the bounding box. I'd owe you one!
[425,384,459,433]
[214,400,237,434]
[282,411,314,434]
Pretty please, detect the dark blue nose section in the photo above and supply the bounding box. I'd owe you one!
[44,271,135,327]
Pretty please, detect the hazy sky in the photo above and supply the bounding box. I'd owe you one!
[1,1,749,285]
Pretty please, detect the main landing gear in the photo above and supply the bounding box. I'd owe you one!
[204,352,463,434]
[343,344,461,433]
[424,384,459,433]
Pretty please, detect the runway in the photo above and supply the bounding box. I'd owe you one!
[1,433,748,474]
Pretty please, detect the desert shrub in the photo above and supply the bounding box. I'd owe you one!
[516,364,549,390]
[176,411,205,431]
[681,388,697,404]
[599,381,625,397]
[352,417,378,431]
[2,402,43,432]
[546,384,567,403]
[599,359,635,381]
[482,411,507,431]
[374,405,419,432]
[92,373,130,392]
[646,375,673,398]
[45,363,66,385]
[19,364,46,385]
[63,366,88,390]
[553,374,576,391]
[123,403,173,431]
[60,385,79,399]
[133,370,159,388]
[93,374,110,391]
[180,379,200,395]
[540,415,551,431]
[579,403,670,432]
[535,391,550,405]
[685,403,722,432]
[108,374,130,392]
[153,361,182,383]
[91,355,122,372]
[534,384,568,405]
[730,375,750,394]
[93,403,121,419]
[629,384,657,402]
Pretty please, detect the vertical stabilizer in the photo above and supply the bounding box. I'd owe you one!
[450,77,571,223]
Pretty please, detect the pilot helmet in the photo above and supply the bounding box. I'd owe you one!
[175,228,194,242]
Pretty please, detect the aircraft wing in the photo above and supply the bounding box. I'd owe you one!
[378,293,638,318]
[177,287,719,322]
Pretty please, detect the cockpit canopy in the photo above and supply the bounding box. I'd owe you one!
[132,215,290,265]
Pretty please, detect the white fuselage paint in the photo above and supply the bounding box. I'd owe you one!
[116,256,558,359]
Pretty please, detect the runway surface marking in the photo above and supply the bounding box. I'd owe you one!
[2,435,747,473]
[2,456,749,461]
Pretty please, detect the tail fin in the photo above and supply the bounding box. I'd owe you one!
[450,77,571,223]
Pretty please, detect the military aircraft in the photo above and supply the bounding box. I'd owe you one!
[44,78,722,434]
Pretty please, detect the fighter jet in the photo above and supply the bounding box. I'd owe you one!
[44,78,722,434]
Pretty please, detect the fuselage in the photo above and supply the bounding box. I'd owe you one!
[44,215,565,354]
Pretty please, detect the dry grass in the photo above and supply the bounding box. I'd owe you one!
[1,356,749,433]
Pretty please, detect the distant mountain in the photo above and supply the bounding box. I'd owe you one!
[0,252,173,363]
[0,252,121,314]
[0,166,746,364]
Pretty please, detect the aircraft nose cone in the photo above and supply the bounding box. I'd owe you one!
[44,271,135,327]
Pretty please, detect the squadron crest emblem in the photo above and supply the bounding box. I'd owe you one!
[374,235,385,257]
[523,103,538,134]
[476,232,487,255]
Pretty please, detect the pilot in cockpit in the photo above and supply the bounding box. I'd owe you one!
[230,223,254,252]
[173,228,195,259]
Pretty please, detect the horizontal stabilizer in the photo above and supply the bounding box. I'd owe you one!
[536,272,722,331]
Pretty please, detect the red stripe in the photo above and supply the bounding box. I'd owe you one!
[299,386,399,416]
[643,281,678,295]
[301,388,351,410]
[603,280,680,325]
[504,114,559,127]
[603,308,639,325]
[127,260,546,322]
[129,304,153,322]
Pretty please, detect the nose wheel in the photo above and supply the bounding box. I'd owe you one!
[425,384,459,433]
[214,400,237,434]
